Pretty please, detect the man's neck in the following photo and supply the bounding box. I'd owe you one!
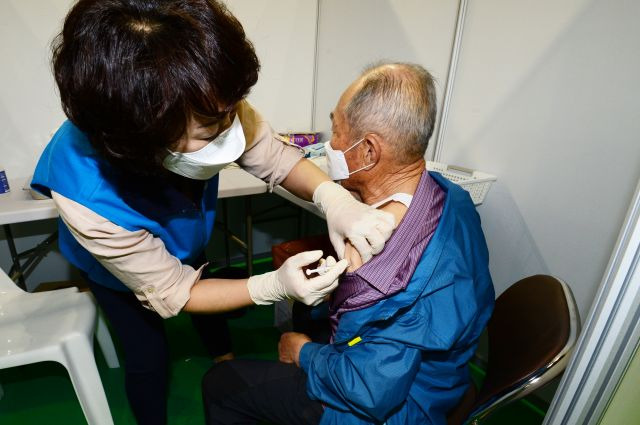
[344,160,426,272]
[359,159,425,206]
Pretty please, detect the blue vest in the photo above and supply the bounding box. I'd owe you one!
[32,120,219,291]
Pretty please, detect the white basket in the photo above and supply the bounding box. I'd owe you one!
[426,161,496,205]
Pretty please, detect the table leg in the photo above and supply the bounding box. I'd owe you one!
[222,199,231,267]
[3,224,27,290]
[17,232,58,280]
[245,196,253,276]
[297,208,305,239]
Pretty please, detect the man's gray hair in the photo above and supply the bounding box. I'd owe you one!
[344,62,437,162]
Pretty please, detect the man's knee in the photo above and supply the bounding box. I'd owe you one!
[202,361,254,425]
[202,361,246,404]
[202,362,227,403]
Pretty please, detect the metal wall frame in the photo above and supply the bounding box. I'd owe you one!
[543,178,640,425]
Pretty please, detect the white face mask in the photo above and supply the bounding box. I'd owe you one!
[163,115,246,180]
[324,138,373,181]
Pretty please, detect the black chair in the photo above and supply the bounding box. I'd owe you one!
[448,275,580,425]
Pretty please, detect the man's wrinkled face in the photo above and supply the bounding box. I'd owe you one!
[328,88,366,190]
[331,84,362,154]
[329,108,351,153]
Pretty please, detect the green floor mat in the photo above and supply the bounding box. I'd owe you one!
[0,260,546,424]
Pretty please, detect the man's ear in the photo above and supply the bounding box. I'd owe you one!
[362,133,383,166]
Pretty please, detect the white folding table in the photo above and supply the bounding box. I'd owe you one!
[0,165,268,288]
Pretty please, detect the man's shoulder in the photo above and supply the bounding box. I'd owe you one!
[429,171,476,210]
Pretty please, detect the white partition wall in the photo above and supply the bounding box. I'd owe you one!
[0,0,73,181]
[1,0,639,332]
[313,0,460,152]
[0,0,320,285]
[441,0,640,321]
[543,179,640,424]
[223,0,318,133]
[0,0,318,180]
[313,0,640,323]
[0,0,78,287]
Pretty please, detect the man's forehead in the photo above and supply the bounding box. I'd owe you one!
[330,79,362,127]
[330,108,345,126]
[336,81,359,112]
[340,84,357,106]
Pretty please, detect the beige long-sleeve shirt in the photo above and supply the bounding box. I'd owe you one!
[53,101,303,318]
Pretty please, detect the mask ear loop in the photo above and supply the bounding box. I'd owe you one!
[343,137,366,154]
[344,137,375,175]
[348,162,374,175]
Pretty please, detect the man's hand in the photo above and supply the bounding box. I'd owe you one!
[313,181,395,261]
[279,332,312,367]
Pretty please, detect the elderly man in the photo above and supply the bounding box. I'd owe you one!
[201,62,495,425]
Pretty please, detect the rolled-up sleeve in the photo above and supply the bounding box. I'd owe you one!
[236,100,304,191]
[52,191,201,318]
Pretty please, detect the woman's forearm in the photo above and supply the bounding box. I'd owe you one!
[280,158,331,201]
[183,278,253,313]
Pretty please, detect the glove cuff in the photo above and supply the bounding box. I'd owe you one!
[246,271,283,305]
[312,181,351,214]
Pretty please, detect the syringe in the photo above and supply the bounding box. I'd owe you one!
[305,263,329,276]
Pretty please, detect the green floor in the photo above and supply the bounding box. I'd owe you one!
[0,265,548,425]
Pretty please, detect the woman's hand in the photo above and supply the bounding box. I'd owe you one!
[313,181,394,262]
[279,332,312,367]
[279,160,394,262]
[246,251,348,306]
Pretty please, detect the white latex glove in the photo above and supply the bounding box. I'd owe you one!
[247,250,348,306]
[313,181,395,262]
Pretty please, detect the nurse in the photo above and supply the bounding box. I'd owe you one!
[30,1,394,424]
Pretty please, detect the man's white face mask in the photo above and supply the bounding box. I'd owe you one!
[163,115,246,180]
[324,138,373,181]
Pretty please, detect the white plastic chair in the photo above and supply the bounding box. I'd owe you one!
[0,268,120,425]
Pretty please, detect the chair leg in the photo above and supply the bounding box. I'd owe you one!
[95,309,120,369]
[61,335,114,425]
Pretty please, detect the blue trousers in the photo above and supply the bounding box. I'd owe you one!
[87,266,241,425]
[202,359,323,425]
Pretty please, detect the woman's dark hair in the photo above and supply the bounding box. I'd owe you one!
[52,0,260,175]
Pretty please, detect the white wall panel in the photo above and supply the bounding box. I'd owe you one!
[0,0,72,180]
[0,1,75,286]
[443,0,640,320]
[0,0,317,180]
[0,0,317,285]
[223,0,317,132]
[314,0,459,150]
[2,0,638,329]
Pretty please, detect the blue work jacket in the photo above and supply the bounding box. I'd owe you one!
[299,173,495,425]
[31,120,219,291]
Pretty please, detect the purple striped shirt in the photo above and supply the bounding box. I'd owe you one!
[329,170,445,337]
